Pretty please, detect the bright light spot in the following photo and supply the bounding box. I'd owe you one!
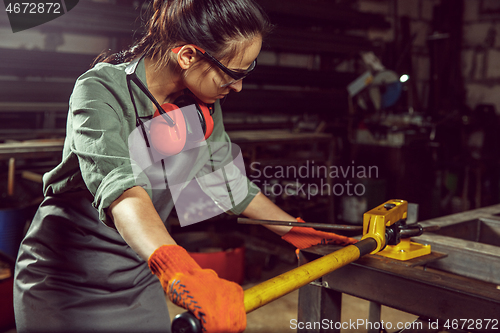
[400,74,409,83]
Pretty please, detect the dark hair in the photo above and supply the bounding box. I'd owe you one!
[95,0,272,68]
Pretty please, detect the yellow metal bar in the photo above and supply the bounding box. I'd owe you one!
[171,239,378,332]
[243,238,376,313]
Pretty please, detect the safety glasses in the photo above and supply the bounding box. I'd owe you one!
[172,45,256,88]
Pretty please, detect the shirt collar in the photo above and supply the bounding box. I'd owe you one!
[125,55,155,118]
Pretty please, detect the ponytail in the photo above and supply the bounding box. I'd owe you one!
[94,0,271,68]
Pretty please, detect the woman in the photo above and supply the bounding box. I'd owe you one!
[14,0,355,332]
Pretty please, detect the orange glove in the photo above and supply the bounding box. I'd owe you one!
[148,245,246,333]
[281,217,358,250]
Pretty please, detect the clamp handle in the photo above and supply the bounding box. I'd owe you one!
[171,312,201,333]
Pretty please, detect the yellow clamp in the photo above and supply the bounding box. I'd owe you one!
[361,199,407,254]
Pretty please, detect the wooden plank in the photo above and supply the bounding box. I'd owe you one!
[257,0,390,30]
[0,140,64,160]
[245,65,357,89]
[265,27,375,55]
[0,102,68,113]
[228,130,332,143]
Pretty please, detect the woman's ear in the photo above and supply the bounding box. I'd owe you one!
[176,45,198,70]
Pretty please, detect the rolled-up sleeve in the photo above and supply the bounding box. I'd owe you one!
[68,74,152,226]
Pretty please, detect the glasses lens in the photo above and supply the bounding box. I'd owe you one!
[219,61,256,88]
[220,79,242,88]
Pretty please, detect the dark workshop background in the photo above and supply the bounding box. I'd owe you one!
[1,0,500,229]
[3,1,500,332]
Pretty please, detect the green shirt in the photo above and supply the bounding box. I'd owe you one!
[43,58,259,227]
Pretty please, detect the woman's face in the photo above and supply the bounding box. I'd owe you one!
[183,36,262,104]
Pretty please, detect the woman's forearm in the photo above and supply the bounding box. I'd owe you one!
[108,186,177,261]
[241,191,294,236]
[109,188,293,261]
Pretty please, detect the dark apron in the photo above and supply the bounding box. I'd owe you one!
[13,190,171,333]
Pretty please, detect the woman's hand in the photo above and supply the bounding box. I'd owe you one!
[149,245,246,333]
[242,192,357,249]
[281,218,358,250]
[241,192,295,236]
[110,187,246,332]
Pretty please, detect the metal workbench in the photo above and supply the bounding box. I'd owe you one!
[297,206,500,332]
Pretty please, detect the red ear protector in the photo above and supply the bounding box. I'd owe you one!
[149,93,215,156]
[125,55,215,156]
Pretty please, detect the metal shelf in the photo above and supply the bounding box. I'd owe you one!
[0,1,142,36]
[257,0,390,30]
[0,48,95,78]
